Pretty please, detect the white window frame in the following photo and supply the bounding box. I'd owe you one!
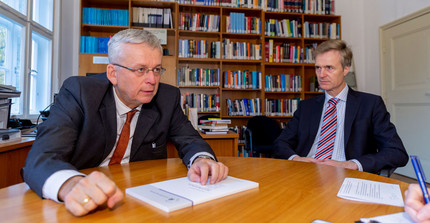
[0,0,59,120]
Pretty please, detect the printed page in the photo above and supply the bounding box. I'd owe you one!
[360,212,413,223]
[337,178,404,207]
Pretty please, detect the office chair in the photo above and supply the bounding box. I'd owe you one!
[244,116,282,157]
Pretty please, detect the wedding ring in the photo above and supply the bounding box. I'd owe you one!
[82,197,91,206]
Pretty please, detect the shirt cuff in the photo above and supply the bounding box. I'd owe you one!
[187,152,215,169]
[288,154,298,160]
[350,159,363,171]
[42,170,86,203]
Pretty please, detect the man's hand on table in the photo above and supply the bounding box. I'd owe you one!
[58,171,123,217]
[187,158,229,185]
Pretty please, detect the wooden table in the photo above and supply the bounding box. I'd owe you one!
[0,157,408,222]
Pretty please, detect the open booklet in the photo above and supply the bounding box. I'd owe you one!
[126,176,259,212]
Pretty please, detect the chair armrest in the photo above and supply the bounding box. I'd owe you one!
[378,167,397,177]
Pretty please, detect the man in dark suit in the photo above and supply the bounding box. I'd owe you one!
[22,29,228,216]
[273,40,408,174]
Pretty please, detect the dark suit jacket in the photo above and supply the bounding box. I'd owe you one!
[273,88,408,174]
[23,73,215,197]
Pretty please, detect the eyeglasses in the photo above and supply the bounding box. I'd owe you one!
[112,63,166,76]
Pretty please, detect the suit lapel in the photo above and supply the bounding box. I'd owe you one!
[130,103,159,159]
[309,96,325,140]
[344,89,360,147]
[99,88,118,160]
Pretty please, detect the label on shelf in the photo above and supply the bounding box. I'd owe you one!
[92,56,109,64]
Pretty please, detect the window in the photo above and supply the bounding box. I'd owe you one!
[0,0,56,119]
[0,0,26,15]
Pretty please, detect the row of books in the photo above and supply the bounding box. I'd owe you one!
[303,0,335,15]
[131,7,173,28]
[303,22,339,39]
[181,93,220,112]
[309,75,322,92]
[226,13,261,34]
[303,43,318,63]
[177,0,222,6]
[82,8,128,26]
[223,70,262,89]
[80,36,109,54]
[179,13,220,32]
[223,39,262,60]
[226,98,262,116]
[265,74,302,92]
[177,67,221,87]
[176,0,335,15]
[229,125,246,144]
[265,98,300,116]
[266,0,302,12]
[178,39,221,58]
[265,41,302,63]
[264,18,301,38]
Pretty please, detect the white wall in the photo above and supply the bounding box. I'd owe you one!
[58,0,80,89]
[60,0,430,95]
[336,0,430,95]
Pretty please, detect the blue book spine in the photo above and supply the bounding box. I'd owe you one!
[280,74,285,92]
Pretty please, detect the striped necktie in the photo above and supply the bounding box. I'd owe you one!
[314,98,339,160]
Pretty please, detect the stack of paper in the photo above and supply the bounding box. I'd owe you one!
[198,119,231,134]
[337,178,404,207]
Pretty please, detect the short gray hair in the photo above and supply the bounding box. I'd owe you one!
[108,29,162,63]
[314,40,353,68]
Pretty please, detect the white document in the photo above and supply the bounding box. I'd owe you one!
[126,176,259,212]
[337,178,404,207]
[360,212,413,223]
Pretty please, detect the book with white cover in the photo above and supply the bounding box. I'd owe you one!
[126,176,259,212]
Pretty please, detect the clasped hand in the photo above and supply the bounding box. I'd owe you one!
[292,156,358,170]
[59,159,228,216]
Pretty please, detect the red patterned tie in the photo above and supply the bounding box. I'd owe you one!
[109,110,138,165]
[314,98,339,160]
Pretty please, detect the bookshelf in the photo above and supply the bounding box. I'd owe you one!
[78,0,341,156]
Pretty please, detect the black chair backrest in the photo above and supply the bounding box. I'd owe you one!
[246,116,281,146]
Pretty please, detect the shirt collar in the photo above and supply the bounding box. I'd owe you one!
[324,85,349,103]
[112,86,142,116]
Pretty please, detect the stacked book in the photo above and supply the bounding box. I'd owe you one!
[198,119,231,134]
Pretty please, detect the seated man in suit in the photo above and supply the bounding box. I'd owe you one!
[22,29,228,216]
[273,39,408,174]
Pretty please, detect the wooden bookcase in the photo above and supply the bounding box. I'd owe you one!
[78,0,341,155]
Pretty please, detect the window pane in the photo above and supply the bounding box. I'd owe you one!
[0,0,27,16]
[30,31,51,115]
[0,14,25,115]
[32,0,53,31]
